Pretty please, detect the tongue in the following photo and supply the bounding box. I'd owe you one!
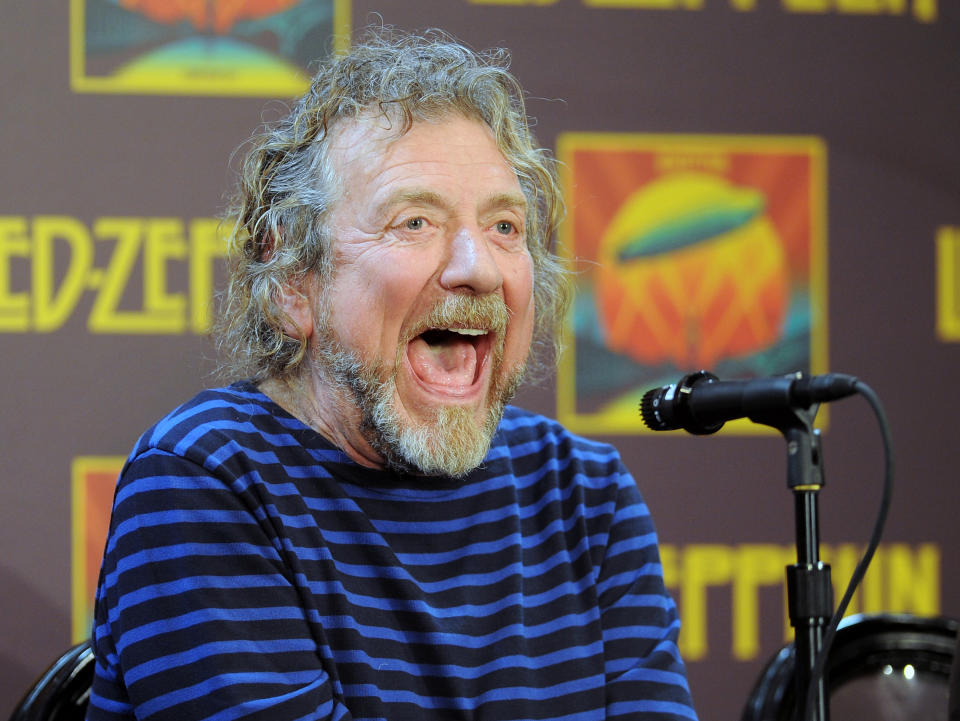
[408,335,478,388]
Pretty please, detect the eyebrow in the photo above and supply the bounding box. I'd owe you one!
[375,189,528,220]
[480,192,528,216]
[375,189,449,220]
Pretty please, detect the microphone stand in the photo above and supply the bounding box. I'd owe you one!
[751,402,832,721]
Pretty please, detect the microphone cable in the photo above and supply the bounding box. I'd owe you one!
[797,379,893,721]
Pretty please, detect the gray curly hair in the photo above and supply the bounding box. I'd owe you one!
[215,29,570,382]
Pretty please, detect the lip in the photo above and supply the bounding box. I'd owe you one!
[401,329,496,402]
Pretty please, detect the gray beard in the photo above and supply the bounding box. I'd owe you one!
[312,296,526,477]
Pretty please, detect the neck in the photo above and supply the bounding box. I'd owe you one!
[259,374,387,470]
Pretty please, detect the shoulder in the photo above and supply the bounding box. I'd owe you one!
[497,405,623,463]
[493,406,630,489]
[126,381,299,471]
[107,382,313,522]
[490,409,652,566]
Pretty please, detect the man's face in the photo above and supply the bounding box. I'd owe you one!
[308,114,536,475]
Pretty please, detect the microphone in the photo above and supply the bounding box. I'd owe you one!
[639,370,859,434]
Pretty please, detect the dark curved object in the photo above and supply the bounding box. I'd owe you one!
[8,641,94,721]
[742,614,959,721]
[951,627,960,720]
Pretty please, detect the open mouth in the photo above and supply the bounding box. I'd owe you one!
[406,327,493,392]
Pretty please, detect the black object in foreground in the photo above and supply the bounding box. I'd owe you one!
[639,370,859,435]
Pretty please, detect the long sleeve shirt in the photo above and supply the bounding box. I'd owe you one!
[87,382,697,721]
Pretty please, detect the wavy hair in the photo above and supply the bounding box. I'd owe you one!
[215,29,570,381]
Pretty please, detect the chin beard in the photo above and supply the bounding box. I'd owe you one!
[364,367,523,477]
[312,298,526,478]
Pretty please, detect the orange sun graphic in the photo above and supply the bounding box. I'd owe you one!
[119,0,301,34]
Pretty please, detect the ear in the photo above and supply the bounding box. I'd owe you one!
[276,276,315,342]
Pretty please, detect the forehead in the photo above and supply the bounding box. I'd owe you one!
[326,112,522,197]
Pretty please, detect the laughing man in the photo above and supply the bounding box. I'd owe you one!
[87,30,698,721]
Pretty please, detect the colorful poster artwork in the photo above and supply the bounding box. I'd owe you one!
[70,0,349,96]
[71,456,124,641]
[556,134,828,434]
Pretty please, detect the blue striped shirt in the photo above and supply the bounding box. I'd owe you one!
[87,382,697,721]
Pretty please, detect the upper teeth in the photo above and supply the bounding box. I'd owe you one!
[449,328,486,336]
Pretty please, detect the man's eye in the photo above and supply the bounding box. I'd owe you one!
[495,221,515,235]
[404,217,425,231]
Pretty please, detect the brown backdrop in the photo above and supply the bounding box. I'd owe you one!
[2,2,959,720]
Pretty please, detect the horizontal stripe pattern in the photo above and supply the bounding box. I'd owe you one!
[88,382,696,721]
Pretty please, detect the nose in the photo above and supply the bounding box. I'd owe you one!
[439,226,503,295]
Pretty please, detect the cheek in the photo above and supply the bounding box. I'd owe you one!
[504,255,536,345]
[324,259,425,351]
[321,273,382,351]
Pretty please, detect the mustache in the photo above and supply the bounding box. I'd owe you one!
[403,294,511,343]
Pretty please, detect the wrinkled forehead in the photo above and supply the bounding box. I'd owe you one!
[325,106,505,171]
[325,112,399,163]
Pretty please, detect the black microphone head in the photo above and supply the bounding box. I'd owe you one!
[639,387,668,430]
[639,371,725,434]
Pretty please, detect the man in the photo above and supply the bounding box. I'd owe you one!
[87,31,698,721]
